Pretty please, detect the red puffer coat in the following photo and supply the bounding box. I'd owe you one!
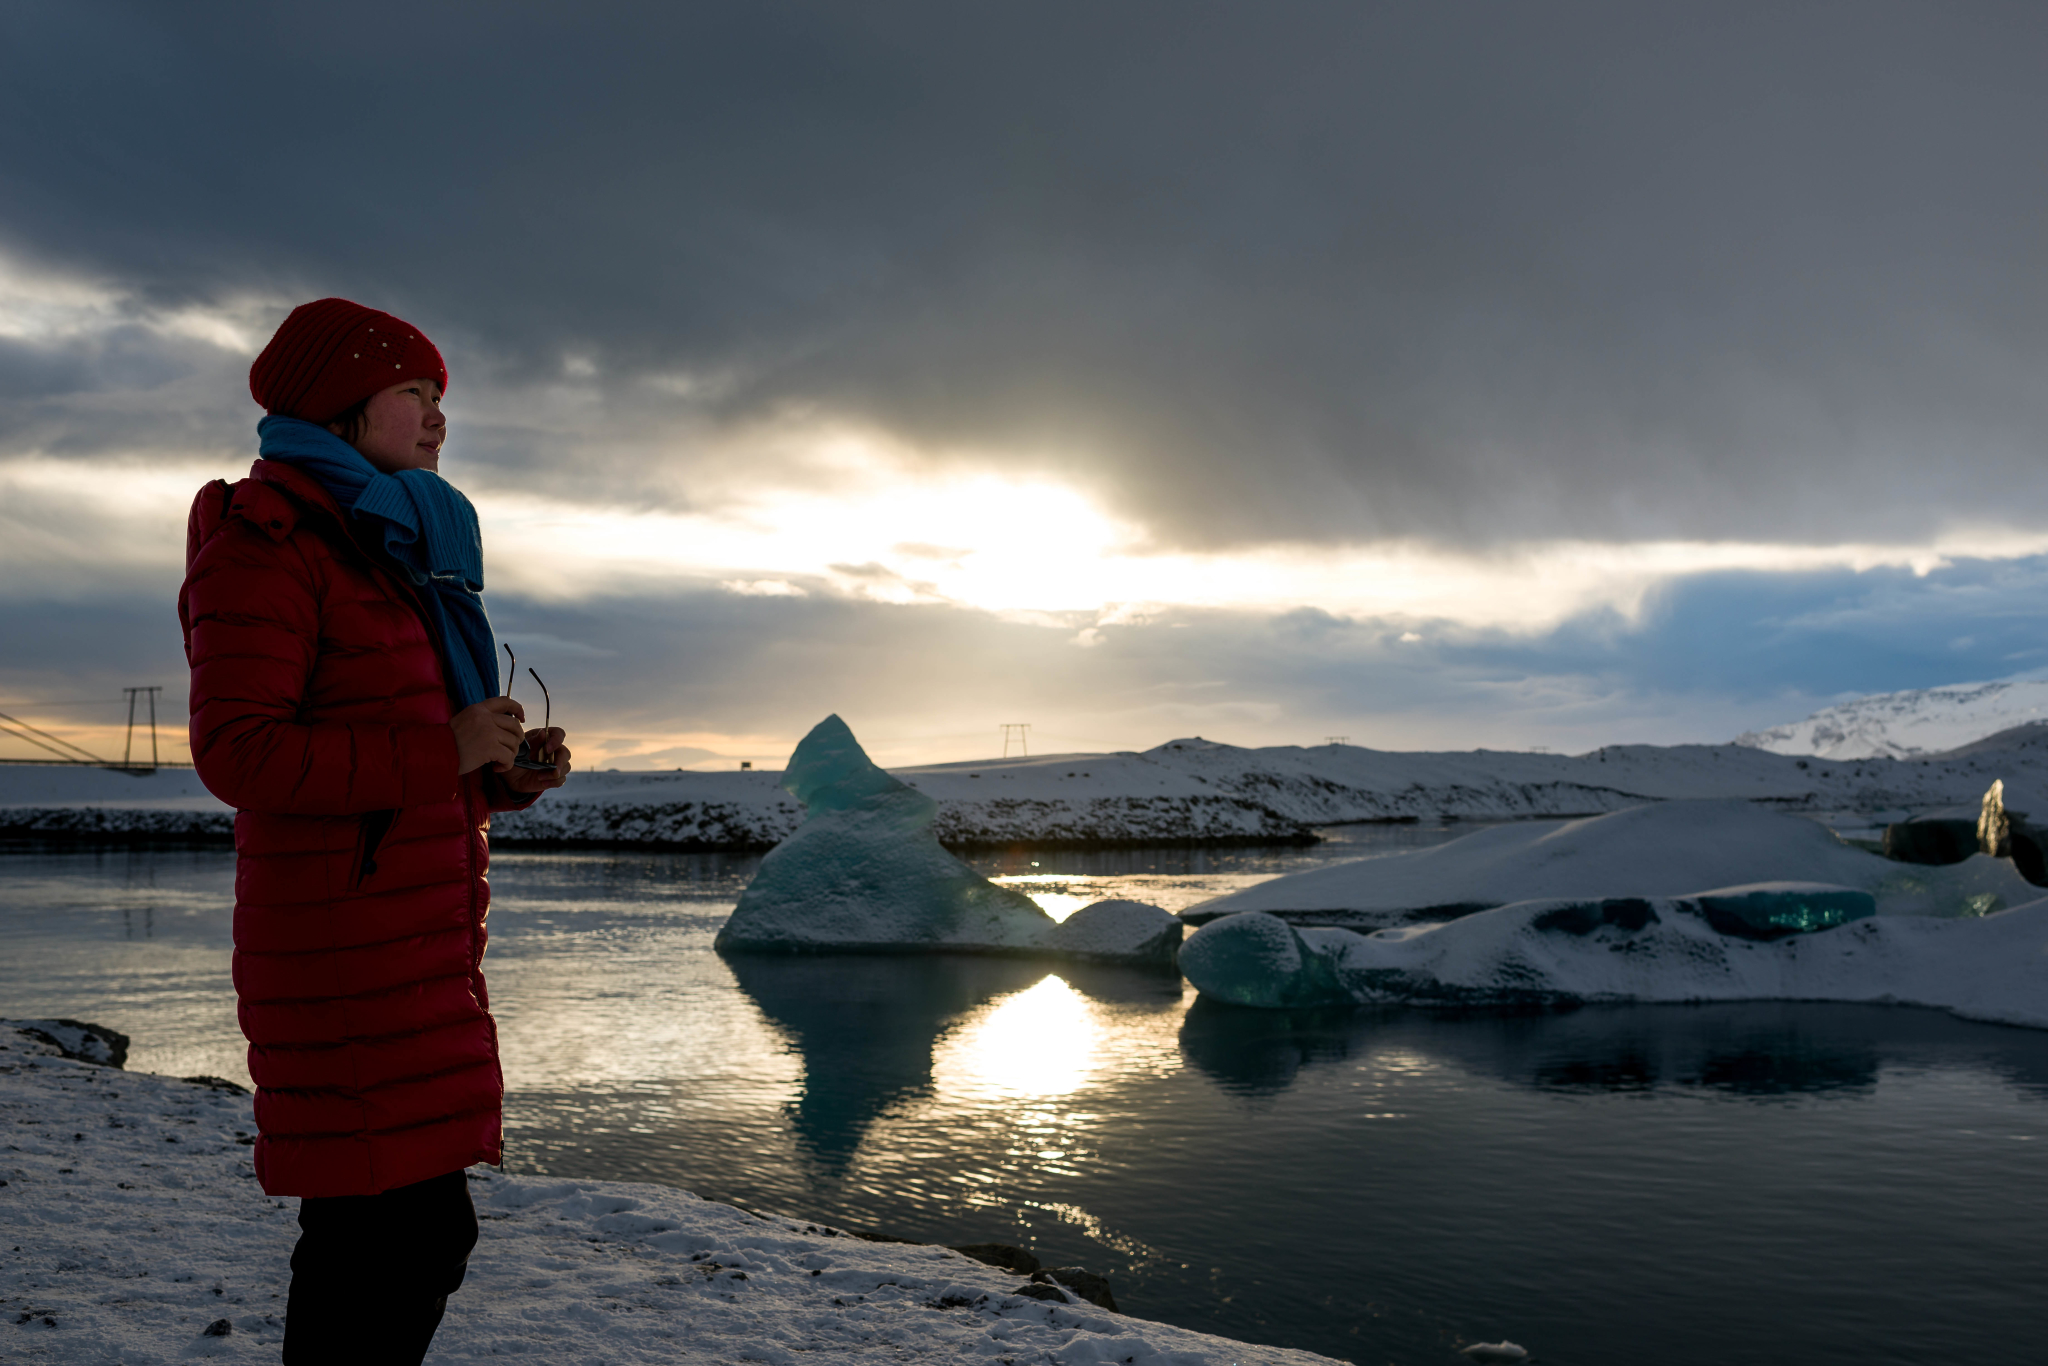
[179,459,532,1198]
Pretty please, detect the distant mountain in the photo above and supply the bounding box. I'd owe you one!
[1735,673,2048,760]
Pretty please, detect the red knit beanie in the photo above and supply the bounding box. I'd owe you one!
[248,297,448,424]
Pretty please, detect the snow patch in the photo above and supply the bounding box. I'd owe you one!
[0,1044,1338,1364]
[1737,671,2048,759]
[19,719,2048,852]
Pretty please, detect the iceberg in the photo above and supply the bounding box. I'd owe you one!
[1179,891,2048,1028]
[716,715,1182,966]
[1184,799,2038,929]
[1045,898,1184,968]
[1172,912,1350,1009]
[717,715,1051,953]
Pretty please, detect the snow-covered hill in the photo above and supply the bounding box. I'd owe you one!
[1735,672,2048,759]
[14,721,2048,850]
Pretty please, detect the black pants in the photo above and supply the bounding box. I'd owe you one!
[283,1169,479,1366]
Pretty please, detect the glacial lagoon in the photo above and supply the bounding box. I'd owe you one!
[3,831,2046,1365]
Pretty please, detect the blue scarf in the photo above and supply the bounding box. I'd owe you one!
[256,416,500,708]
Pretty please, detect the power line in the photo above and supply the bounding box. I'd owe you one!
[0,698,131,708]
[999,723,1031,758]
[0,710,109,764]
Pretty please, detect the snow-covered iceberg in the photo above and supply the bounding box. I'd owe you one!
[1044,898,1185,967]
[1184,799,2037,929]
[716,715,1183,965]
[1179,892,2048,1029]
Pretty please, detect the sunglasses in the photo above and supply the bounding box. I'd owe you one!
[502,644,558,773]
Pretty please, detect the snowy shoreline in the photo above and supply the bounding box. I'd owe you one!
[0,1026,1342,1365]
[9,725,2048,852]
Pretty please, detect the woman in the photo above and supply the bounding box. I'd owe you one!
[179,297,570,1364]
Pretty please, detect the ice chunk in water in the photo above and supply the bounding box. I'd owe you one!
[1046,899,1183,968]
[717,715,1054,954]
[1176,910,1351,1008]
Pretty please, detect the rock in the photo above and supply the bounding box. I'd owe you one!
[1010,1282,1069,1303]
[1460,1343,1528,1362]
[948,1243,1040,1275]
[3,1019,129,1068]
[202,1318,233,1337]
[180,1075,250,1094]
[1032,1266,1118,1313]
[1979,779,2048,886]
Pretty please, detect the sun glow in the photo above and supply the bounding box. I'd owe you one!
[478,463,2048,633]
[10,425,2048,640]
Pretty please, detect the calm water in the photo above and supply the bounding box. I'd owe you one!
[3,833,2046,1365]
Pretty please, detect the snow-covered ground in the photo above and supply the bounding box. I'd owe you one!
[11,718,2048,850]
[485,754,1309,850]
[1736,670,2048,759]
[0,1028,1337,1365]
[0,766,232,841]
[1184,800,2038,928]
[1138,733,2048,824]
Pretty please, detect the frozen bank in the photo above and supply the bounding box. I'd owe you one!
[0,1026,1339,1365]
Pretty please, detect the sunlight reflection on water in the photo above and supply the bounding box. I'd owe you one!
[989,870,1291,918]
[932,974,1101,1097]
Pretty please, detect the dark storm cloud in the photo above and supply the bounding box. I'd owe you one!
[0,325,253,457]
[2,1,2045,547]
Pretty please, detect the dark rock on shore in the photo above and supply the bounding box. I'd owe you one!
[1010,1282,1071,1303]
[4,1019,129,1068]
[1034,1266,1119,1312]
[833,1223,1120,1309]
[948,1243,1041,1275]
[180,1075,251,1095]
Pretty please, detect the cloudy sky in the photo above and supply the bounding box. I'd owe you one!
[3,1,2046,768]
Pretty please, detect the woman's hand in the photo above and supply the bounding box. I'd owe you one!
[451,697,527,775]
[500,727,572,793]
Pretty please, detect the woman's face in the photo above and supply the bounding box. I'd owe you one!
[344,377,446,474]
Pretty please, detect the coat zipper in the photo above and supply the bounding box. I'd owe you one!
[352,808,398,888]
